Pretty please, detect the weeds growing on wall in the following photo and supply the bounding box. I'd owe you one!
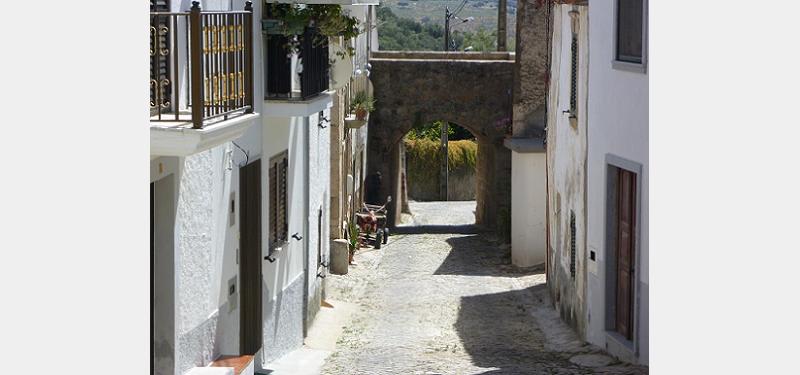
[404,138,477,184]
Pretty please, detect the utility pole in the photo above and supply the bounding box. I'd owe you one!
[440,121,449,201]
[444,6,451,51]
[498,0,507,51]
[441,6,451,201]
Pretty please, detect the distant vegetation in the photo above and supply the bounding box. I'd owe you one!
[404,138,478,201]
[377,4,513,52]
[407,120,475,142]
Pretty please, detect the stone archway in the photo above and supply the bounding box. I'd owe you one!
[365,52,515,239]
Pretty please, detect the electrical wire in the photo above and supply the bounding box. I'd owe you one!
[452,0,469,18]
[231,141,250,167]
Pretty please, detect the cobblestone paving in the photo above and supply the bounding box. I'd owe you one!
[323,202,647,375]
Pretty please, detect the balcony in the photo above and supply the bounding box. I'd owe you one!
[150,1,259,157]
[265,27,331,101]
[263,26,334,117]
[266,0,380,6]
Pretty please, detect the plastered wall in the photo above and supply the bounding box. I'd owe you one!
[545,4,589,339]
[585,0,649,365]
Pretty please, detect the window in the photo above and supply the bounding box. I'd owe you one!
[569,33,578,116]
[616,0,644,64]
[569,210,576,280]
[269,151,289,250]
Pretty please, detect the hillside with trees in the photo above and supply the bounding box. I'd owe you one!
[376,3,512,52]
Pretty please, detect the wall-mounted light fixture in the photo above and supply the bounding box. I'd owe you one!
[569,9,580,35]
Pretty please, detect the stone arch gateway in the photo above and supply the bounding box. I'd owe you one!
[365,52,515,238]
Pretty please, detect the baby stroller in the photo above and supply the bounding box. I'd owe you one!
[355,196,391,249]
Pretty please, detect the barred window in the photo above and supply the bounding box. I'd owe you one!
[570,211,576,280]
[269,151,289,250]
[569,33,578,116]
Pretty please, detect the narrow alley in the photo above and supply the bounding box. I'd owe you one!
[318,202,648,375]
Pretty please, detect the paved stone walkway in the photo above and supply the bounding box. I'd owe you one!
[322,202,647,374]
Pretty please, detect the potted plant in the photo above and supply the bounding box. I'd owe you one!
[351,91,375,121]
[347,221,360,264]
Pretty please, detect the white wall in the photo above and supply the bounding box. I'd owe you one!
[305,109,331,324]
[544,4,589,336]
[511,152,547,267]
[586,0,649,365]
[262,115,307,300]
[151,4,268,372]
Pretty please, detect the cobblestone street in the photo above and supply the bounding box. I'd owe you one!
[321,202,647,374]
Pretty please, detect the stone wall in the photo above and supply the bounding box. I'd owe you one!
[366,53,513,239]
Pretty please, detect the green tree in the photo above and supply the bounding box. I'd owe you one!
[460,27,497,52]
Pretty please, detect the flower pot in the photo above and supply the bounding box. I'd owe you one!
[344,114,367,129]
[355,108,368,121]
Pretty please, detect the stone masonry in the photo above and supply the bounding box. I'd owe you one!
[366,52,514,241]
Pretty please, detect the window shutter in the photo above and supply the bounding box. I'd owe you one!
[269,164,277,246]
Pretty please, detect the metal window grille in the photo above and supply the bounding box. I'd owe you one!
[569,34,578,115]
[570,211,576,279]
[269,152,289,250]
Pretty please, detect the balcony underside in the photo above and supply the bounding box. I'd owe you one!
[263,91,334,118]
[150,112,260,157]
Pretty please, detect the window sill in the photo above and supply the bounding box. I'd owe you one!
[612,60,646,74]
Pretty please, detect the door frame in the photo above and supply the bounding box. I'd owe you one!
[239,159,263,355]
[150,170,177,375]
[603,154,642,357]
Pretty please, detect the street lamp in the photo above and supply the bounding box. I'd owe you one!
[444,7,473,52]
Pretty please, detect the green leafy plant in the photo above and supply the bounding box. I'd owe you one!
[265,3,360,58]
[350,91,375,120]
[347,221,360,254]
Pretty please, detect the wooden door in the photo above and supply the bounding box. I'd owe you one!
[239,160,263,355]
[615,169,636,340]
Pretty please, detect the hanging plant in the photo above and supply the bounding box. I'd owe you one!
[350,91,375,120]
[264,3,360,58]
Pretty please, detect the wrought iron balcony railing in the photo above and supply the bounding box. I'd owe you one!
[150,1,254,129]
[265,27,330,100]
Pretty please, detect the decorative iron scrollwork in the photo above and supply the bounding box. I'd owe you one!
[150,79,158,107]
[159,79,171,108]
[150,26,157,56]
[159,26,169,56]
[150,78,170,109]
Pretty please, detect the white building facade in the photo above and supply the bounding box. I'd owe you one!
[545,0,589,340]
[149,0,378,374]
[584,0,648,365]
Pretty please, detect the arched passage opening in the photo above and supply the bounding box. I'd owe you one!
[399,121,481,226]
[364,52,515,240]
